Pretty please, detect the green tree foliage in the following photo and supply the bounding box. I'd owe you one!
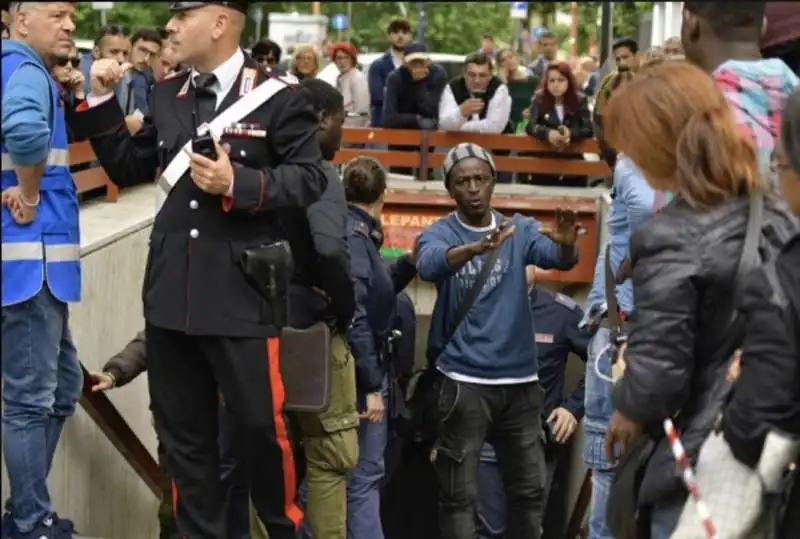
[309,2,515,53]
[74,2,171,39]
[530,2,653,55]
[73,1,652,55]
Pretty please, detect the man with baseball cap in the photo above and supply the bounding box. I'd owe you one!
[69,1,337,537]
[382,40,447,176]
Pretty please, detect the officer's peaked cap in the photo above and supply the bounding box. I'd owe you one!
[170,1,249,14]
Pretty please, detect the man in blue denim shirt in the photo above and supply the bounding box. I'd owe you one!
[582,154,663,539]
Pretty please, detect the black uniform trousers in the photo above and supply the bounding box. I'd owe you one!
[145,323,302,539]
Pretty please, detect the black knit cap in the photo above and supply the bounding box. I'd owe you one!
[169,1,249,14]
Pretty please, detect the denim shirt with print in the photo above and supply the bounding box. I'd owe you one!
[583,155,664,469]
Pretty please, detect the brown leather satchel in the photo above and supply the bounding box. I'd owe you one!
[279,322,332,413]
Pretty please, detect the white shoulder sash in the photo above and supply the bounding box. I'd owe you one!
[154,75,297,214]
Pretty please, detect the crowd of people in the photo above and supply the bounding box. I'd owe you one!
[2,2,800,539]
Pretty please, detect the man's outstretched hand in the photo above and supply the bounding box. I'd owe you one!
[540,208,582,246]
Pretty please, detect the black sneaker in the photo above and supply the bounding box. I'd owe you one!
[9,514,74,539]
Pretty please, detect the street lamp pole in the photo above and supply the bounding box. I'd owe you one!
[417,2,425,44]
[599,1,613,66]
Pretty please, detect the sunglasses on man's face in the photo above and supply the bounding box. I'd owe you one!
[56,57,81,68]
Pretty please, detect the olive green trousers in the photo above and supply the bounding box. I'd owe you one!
[250,334,359,539]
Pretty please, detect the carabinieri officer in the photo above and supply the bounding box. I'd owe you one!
[68,2,335,538]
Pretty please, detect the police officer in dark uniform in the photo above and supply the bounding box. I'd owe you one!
[69,2,335,538]
[477,266,590,539]
[342,156,418,538]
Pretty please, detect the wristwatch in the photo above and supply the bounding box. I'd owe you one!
[103,371,117,389]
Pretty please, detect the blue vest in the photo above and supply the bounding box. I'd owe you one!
[1,50,81,306]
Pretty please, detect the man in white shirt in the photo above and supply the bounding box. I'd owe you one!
[439,52,513,181]
[439,51,512,134]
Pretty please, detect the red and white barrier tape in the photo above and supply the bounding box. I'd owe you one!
[663,418,718,539]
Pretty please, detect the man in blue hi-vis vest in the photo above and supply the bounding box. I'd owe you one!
[1,3,82,538]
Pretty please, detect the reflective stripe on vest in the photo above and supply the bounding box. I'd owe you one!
[1,148,70,171]
[1,50,81,306]
[1,242,80,262]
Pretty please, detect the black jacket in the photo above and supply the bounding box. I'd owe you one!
[68,57,332,338]
[612,195,797,505]
[347,206,417,393]
[530,288,590,421]
[284,164,355,330]
[526,91,593,143]
[382,63,448,129]
[103,331,147,387]
[723,232,800,467]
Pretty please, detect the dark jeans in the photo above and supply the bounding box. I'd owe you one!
[476,445,556,539]
[433,377,546,539]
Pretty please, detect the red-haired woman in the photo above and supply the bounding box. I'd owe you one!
[525,61,593,187]
[331,41,370,127]
[602,61,796,538]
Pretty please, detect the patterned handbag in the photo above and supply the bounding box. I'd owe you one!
[670,430,799,539]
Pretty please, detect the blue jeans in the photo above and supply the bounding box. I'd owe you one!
[583,328,616,471]
[2,288,82,533]
[346,383,388,539]
[218,404,250,539]
[588,469,614,539]
[649,501,683,539]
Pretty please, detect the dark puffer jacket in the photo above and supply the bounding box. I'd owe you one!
[612,195,797,506]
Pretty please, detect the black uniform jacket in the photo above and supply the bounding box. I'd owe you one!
[530,287,590,421]
[69,55,333,338]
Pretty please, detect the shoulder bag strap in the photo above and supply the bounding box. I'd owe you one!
[735,190,765,292]
[717,190,765,359]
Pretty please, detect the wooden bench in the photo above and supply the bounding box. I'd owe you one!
[69,129,610,199]
[332,128,611,180]
[69,141,119,201]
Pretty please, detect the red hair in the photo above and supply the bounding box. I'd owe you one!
[535,61,581,114]
[604,61,760,209]
[330,41,359,63]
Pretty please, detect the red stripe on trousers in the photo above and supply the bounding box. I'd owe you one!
[170,480,188,539]
[266,337,304,529]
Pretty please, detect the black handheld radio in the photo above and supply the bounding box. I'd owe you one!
[191,110,218,161]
